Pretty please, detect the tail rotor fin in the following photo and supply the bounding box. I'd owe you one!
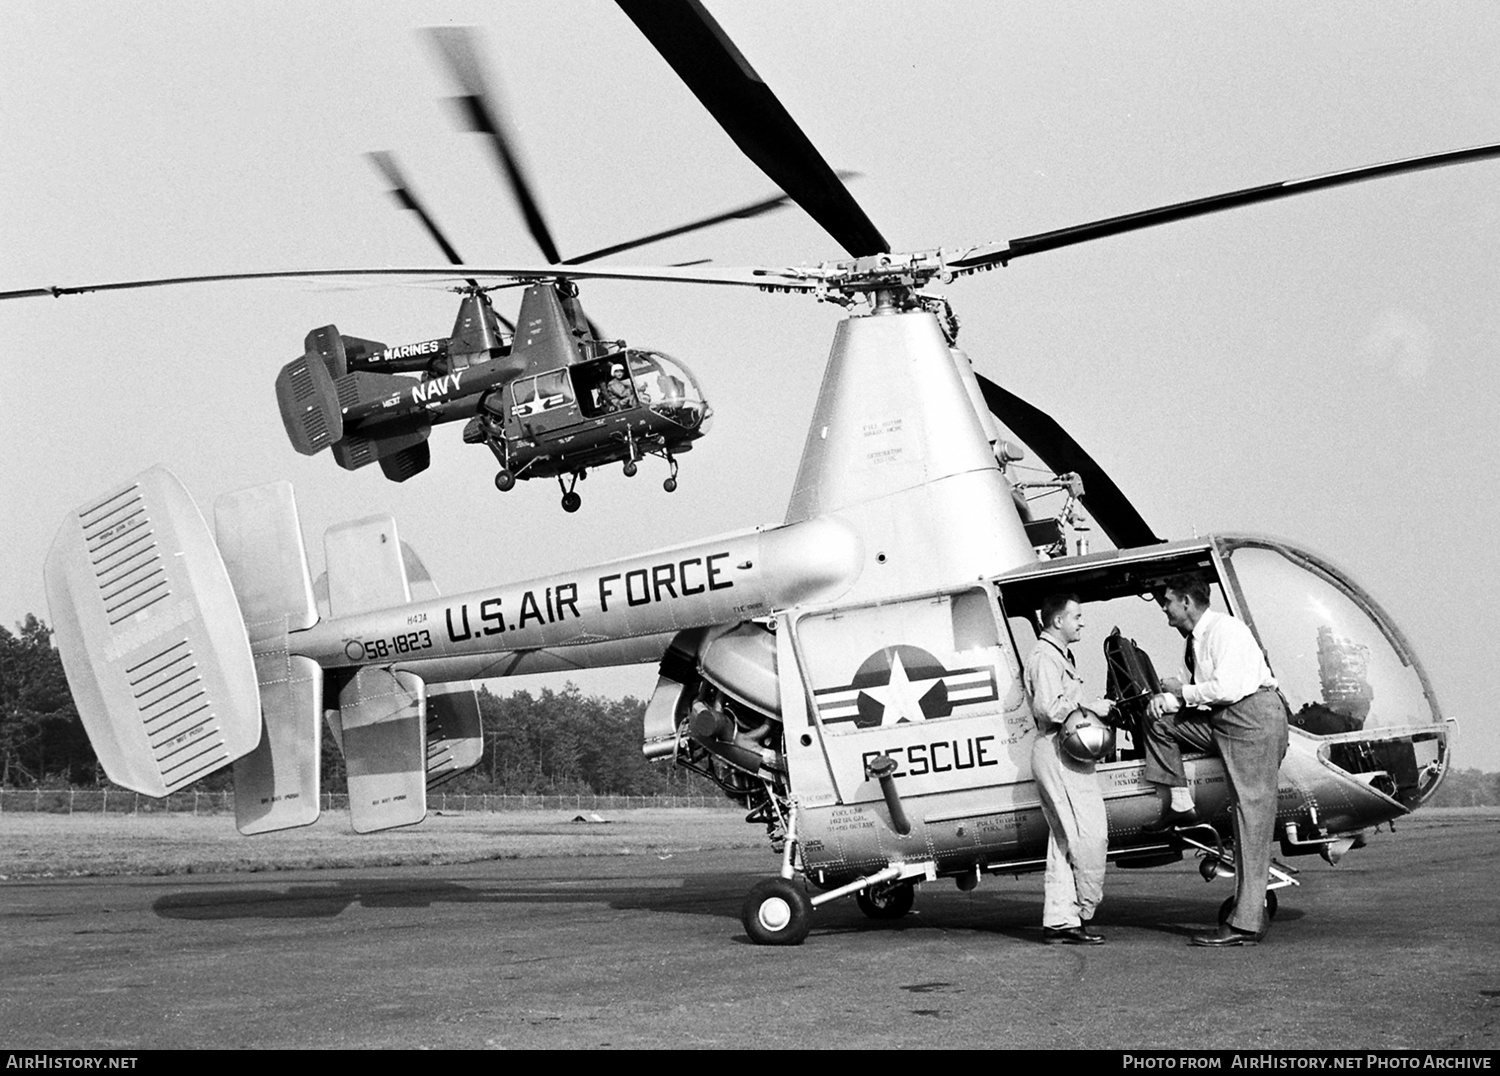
[43,467,261,796]
[317,522,482,802]
[213,481,323,835]
[275,349,344,456]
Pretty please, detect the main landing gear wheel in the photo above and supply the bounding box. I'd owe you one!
[663,477,677,493]
[623,460,638,477]
[561,491,581,513]
[856,880,916,921]
[742,878,812,946]
[494,469,515,492]
[1218,891,1278,926]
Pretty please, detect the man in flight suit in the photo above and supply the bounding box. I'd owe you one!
[1144,576,1290,947]
[604,363,635,412]
[1024,593,1115,945]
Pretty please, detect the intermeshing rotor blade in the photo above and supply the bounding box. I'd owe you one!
[564,190,791,265]
[426,26,564,266]
[366,152,516,332]
[617,0,888,259]
[367,151,469,268]
[975,374,1163,549]
[0,263,821,302]
[953,141,1500,270]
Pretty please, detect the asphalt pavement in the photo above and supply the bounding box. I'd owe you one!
[1,813,1496,1050]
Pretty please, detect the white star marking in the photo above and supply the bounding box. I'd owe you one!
[861,650,943,727]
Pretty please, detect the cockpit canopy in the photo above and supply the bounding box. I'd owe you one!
[627,350,711,429]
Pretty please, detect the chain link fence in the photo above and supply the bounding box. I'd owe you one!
[0,789,728,815]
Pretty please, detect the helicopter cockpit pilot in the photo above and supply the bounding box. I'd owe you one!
[604,363,635,412]
[1023,593,1115,946]
[1143,576,1290,947]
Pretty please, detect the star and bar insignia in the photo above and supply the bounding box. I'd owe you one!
[813,645,999,730]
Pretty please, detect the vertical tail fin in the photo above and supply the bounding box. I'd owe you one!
[213,481,323,834]
[43,467,261,796]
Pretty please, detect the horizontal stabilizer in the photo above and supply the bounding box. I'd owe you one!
[341,667,428,833]
[43,467,260,796]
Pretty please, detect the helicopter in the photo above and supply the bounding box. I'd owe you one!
[21,0,1499,946]
[274,28,740,510]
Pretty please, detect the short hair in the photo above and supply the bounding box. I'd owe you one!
[1038,592,1079,630]
[1157,575,1212,609]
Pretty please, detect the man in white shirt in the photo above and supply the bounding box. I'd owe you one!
[1024,594,1115,945]
[1143,576,1290,947]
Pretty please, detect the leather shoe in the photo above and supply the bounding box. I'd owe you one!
[1043,925,1105,945]
[1190,924,1262,947]
[1141,806,1200,834]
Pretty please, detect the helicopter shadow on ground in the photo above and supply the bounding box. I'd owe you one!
[150,869,754,923]
[148,866,1301,945]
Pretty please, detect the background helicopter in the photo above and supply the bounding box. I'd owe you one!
[274,27,758,509]
[22,1,1499,946]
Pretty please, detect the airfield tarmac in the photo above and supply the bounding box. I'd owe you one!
[1,811,1496,1051]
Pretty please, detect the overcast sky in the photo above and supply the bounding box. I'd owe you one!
[3,1,1498,770]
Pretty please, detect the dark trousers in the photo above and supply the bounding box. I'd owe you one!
[1143,688,1290,933]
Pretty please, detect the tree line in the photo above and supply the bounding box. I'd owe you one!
[5,614,1499,805]
[1,615,692,796]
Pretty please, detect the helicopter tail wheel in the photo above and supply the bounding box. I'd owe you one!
[742,878,812,946]
[494,469,516,492]
[855,880,916,921]
[1217,890,1278,926]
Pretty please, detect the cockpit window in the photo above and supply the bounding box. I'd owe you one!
[1219,543,1436,733]
[630,351,704,408]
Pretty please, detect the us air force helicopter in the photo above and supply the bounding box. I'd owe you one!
[23,0,1495,945]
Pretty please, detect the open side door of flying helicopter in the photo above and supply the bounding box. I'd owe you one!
[19,0,1498,945]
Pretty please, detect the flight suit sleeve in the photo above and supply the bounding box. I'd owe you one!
[1025,645,1083,731]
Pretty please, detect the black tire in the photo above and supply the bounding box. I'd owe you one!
[561,492,581,513]
[742,878,812,946]
[623,461,637,477]
[494,470,515,492]
[663,477,678,493]
[1218,890,1278,925]
[856,881,915,921]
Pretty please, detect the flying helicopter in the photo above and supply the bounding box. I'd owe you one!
[274,28,742,510]
[17,0,1499,946]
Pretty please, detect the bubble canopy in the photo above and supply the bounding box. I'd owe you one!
[995,534,1443,737]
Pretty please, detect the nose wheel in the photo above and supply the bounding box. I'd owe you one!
[741,878,811,946]
[663,452,679,493]
[558,474,582,513]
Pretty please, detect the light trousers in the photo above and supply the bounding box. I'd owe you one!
[1031,730,1108,928]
